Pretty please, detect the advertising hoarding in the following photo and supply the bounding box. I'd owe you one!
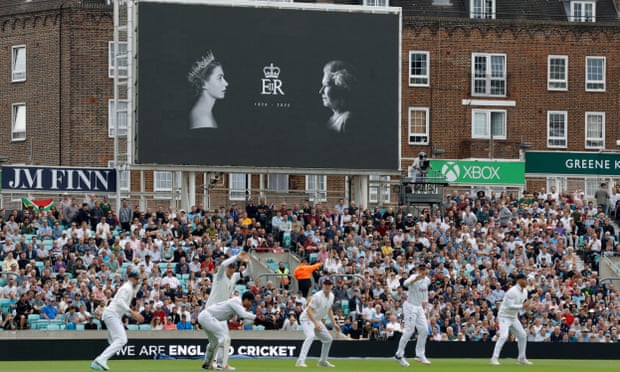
[1,166,117,193]
[136,1,400,171]
[429,159,525,185]
[525,151,620,176]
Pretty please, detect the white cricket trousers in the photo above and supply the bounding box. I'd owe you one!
[297,319,333,364]
[96,310,128,364]
[396,302,428,359]
[198,310,230,367]
[492,316,527,360]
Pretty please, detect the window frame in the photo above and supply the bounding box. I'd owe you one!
[108,41,128,79]
[267,174,289,193]
[408,107,430,145]
[547,55,568,91]
[585,56,606,92]
[408,51,430,87]
[584,112,605,149]
[471,109,506,140]
[471,53,506,97]
[546,111,568,149]
[305,175,327,202]
[107,161,130,192]
[470,0,496,19]
[153,171,173,192]
[11,45,26,82]
[11,103,26,142]
[363,0,389,6]
[369,175,391,204]
[570,1,596,22]
[108,99,129,138]
[229,173,250,201]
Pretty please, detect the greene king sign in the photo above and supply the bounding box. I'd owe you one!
[430,160,525,185]
[525,151,620,176]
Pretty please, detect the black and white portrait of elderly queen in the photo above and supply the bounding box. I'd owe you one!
[319,60,357,134]
[188,50,228,130]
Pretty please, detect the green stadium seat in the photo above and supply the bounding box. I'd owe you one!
[27,314,41,324]
[43,240,53,251]
[139,324,152,331]
[236,284,247,295]
[127,324,139,331]
[75,324,85,331]
[309,253,318,264]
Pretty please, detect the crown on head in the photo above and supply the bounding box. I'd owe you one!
[263,63,280,79]
[188,51,216,83]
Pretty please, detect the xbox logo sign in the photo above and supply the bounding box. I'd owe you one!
[441,161,460,182]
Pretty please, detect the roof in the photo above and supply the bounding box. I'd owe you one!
[391,0,619,22]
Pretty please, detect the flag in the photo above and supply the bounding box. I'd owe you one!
[22,198,55,212]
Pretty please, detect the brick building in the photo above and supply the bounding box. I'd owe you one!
[1,0,619,210]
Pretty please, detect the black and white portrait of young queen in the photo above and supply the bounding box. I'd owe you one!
[187,50,228,129]
[319,60,357,134]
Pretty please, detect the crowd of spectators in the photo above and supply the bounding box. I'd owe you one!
[0,187,619,344]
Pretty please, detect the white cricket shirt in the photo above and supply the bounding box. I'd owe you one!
[206,297,256,322]
[404,274,431,307]
[300,290,334,322]
[105,281,137,316]
[498,285,527,318]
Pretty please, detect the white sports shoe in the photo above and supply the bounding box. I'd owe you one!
[295,360,308,368]
[490,358,500,366]
[518,358,534,365]
[90,362,103,371]
[93,359,109,371]
[394,355,410,367]
[317,361,336,367]
[414,357,431,365]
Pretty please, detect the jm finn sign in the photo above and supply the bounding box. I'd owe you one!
[525,152,620,176]
[1,166,117,193]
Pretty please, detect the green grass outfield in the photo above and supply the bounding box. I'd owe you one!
[0,359,616,372]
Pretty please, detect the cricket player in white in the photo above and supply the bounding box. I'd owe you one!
[91,271,144,371]
[394,264,431,367]
[206,251,251,370]
[198,292,256,370]
[296,277,341,368]
[490,273,533,366]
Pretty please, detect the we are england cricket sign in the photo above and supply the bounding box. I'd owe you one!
[430,160,525,185]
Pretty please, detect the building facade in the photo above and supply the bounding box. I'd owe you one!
[1,0,619,211]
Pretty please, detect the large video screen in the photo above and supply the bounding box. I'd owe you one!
[137,1,400,171]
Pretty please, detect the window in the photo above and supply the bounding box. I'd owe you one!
[369,176,391,204]
[306,175,327,202]
[571,1,595,22]
[11,103,26,141]
[546,177,567,195]
[408,107,429,144]
[409,51,429,87]
[108,99,128,137]
[11,45,26,82]
[108,41,128,78]
[585,177,604,198]
[364,0,389,6]
[154,171,172,192]
[585,57,605,91]
[585,112,605,149]
[470,0,495,19]
[547,111,567,148]
[230,173,250,201]
[472,109,506,139]
[472,53,506,97]
[107,161,130,192]
[547,56,568,91]
[268,174,289,193]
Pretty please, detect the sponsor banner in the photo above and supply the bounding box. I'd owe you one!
[525,151,620,176]
[0,337,617,361]
[1,166,117,193]
[137,1,400,170]
[429,160,525,185]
